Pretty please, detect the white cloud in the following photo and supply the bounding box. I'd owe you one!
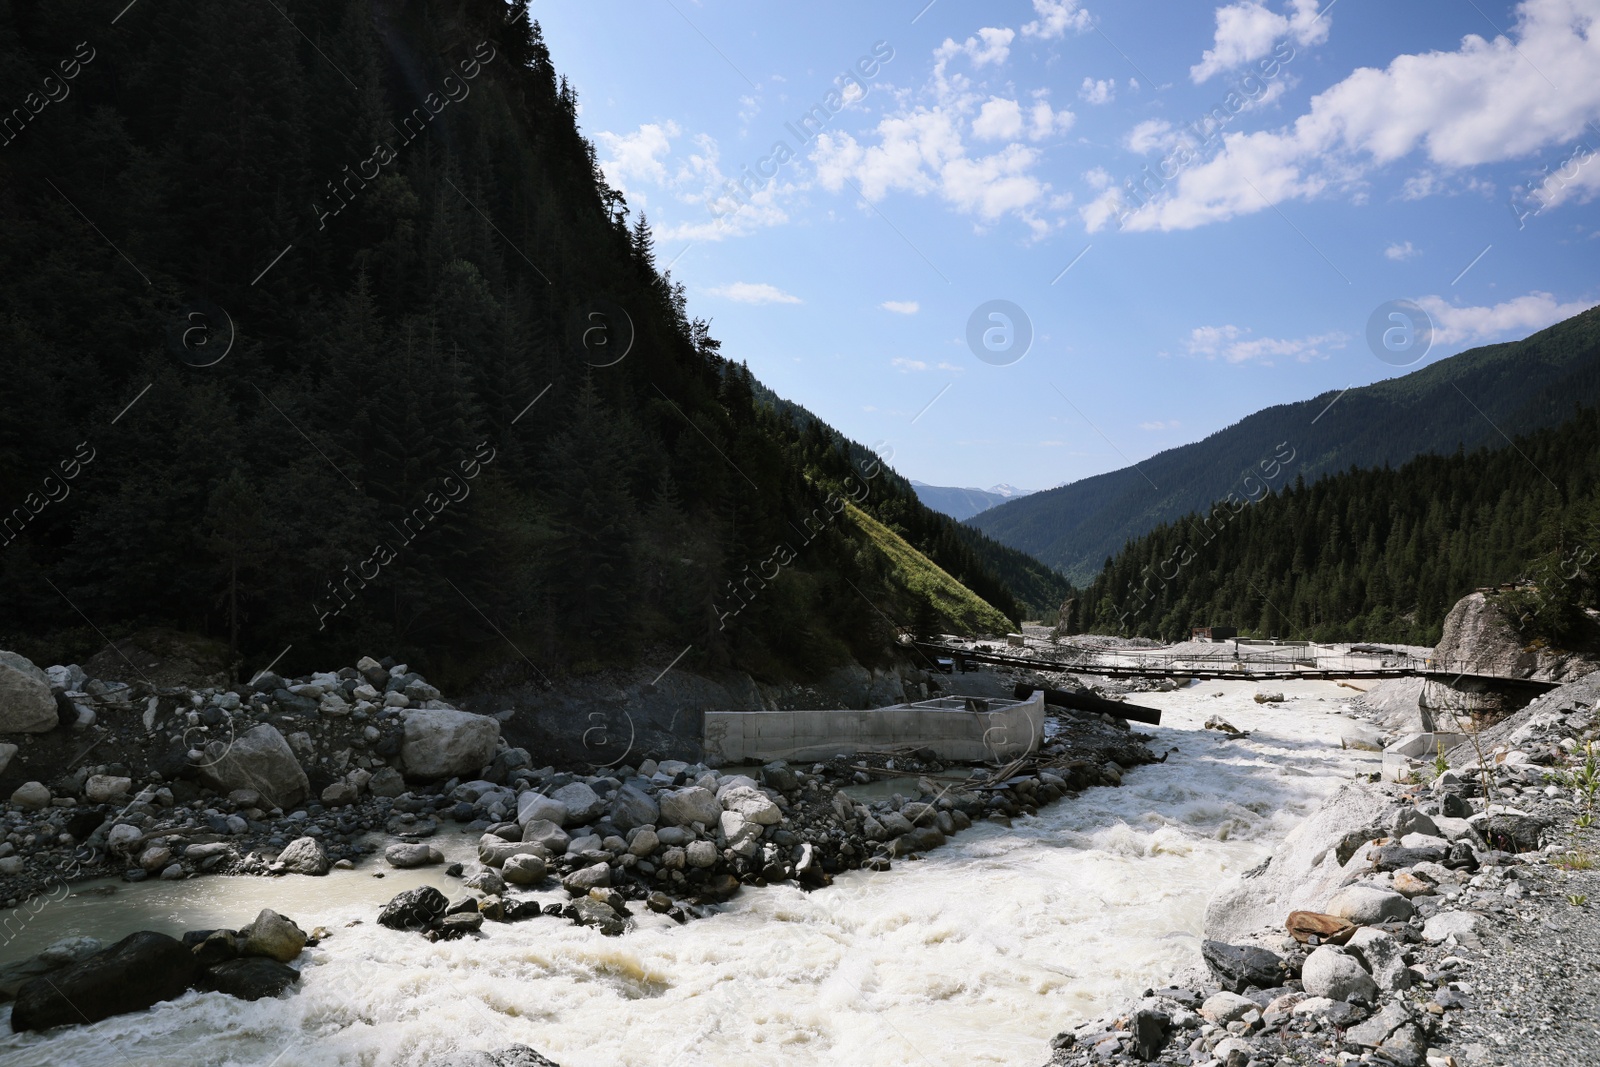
[881,300,921,314]
[1106,0,1600,233]
[1415,291,1597,347]
[1385,240,1420,260]
[707,282,802,305]
[1084,166,1114,190]
[1079,77,1115,105]
[892,357,930,371]
[1126,118,1176,154]
[973,97,1024,140]
[1028,98,1077,138]
[934,26,1016,79]
[1187,323,1348,363]
[596,121,682,193]
[1191,0,1329,83]
[1022,0,1093,39]
[1140,419,1182,430]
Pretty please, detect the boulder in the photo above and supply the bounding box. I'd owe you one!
[569,898,627,936]
[0,651,59,733]
[241,910,306,963]
[686,840,717,868]
[659,786,722,828]
[368,766,407,798]
[401,708,499,780]
[385,843,443,869]
[1325,885,1414,926]
[1341,725,1385,752]
[378,886,448,931]
[718,785,781,825]
[12,931,200,1031]
[1477,812,1550,853]
[549,782,606,826]
[1198,990,1257,1024]
[502,853,547,885]
[10,781,51,811]
[520,819,570,854]
[1422,911,1482,944]
[84,775,133,803]
[628,829,659,858]
[275,836,329,876]
[1287,913,1358,947]
[516,793,567,827]
[1346,928,1411,992]
[207,957,299,1001]
[1203,715,1242,735]
[478,835,550,868]
[197,724,310,810]
[608,784,659,831]
[437,1046,562,1067]
[1300,945,1378,1003]
[1201,940,1286,993]
[562,862,612,895]
[463,866,507,896]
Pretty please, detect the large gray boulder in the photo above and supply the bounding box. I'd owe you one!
[0,651,59,733]
[401,708,499,780]
[659,786,721,828]
[197,724,310,810]
[608,784,659,831]
[11,931,199,1031]
[1325,885,1414,926]
[275,836,329,876]
[549,781,606,826]
[1204,782,1395,943]
[1300,945,1378,1003]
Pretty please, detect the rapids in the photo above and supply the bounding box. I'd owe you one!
[0,679,1378,1067]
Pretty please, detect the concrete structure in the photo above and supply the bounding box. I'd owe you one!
[703,691,1046,765]
[1381,731,1471,783]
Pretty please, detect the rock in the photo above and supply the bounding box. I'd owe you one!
[0,741,16,775]
[719,810,762,853]
[436,1045,561,1067]
[1204,714,1242,734]
[438,912,484,938]
[627,829,659,857]
[659,786,722,828]
[686,840,717,868]
[320,780,357,806]
[84,775,133,803]
[10,781,51,811]
[1212,1037,1253,1067]
[718,785,781,825]
[1199,990,1258,1023]
[385,843,443,869]
[1477,812,1550,853]
[1254,691,1285,703]
[1341,725,1385,751]
[502,853,548,885]
[378,886,448,931]
[192,929,238,967]
[276,836,329,876]
[1300,945,1378,1003]
[1201,939,1286,992]
[608,784,659,831]
[12,931,200,1031]
[1422,911,1482,944]
[1392,807,1441,838]
[206,957,299,1000]
[516,793,567,827]
[463,866,507,895]
[400,708,498,780]
[1129,1007,1169,1061]
[569,898,627,936]
[520,818,570,854]
[1345,1000,1415,1048]
[1346,927,1411,992]
[549,782,606,826]
[891,826,946,855]
[357,656,390,689]
[197,724,310,810]
[242,909,307,963]
[0,651,59,733]
[1326,885,1415,926]
[1392,871,1435,898]
[1285,910,1357,945]
[1371,844,1447,871]
[368,766,406,798]
[562,862,611,895]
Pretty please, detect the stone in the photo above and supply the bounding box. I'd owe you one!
[10,781,51,811]
[1129,1007,1168,1061]
[1341,725,1385,751]
[320,780,357,805]
[276,836,329,876]
[549,782,606,826]
[385,843,443,869]
[0,651,59,733]
[1392,808,1441,838]
[1477,812,1550,853]
[378,886,448,931]
[569,898,627,936]
[84,775,133,803]
[1285,910,1357,945]
[1345,1000,1415,1048]
[718,785,781,825]
[399,708,498,780]
[1325,885,1415,925]
[463,866,507,895]
[562,862,611,895]
[1201,939,1286,993]
[719,810,762,852]
[686,840,717,868]
[197,724,310,810]
[1212,1037,1253,1067]
[242,909,307,963]
[608,784,659,831]
[659,786,722,828]
[502,853,548,885]
[520,818,570,854]
[107,822,143,854]
[357,656,390,689]
[1199,990,1257,1023]
[192,929,239,967]
[516,792,567,827]
[1204,714,1241,734]
[1393,871,1435,898]
[0,741,16,775]
[438,912,484,938]
[627,829,659,857]
[1346,927,1411,992]
[368,766,406,798]
[207,957,299,1001]
[1300,945,1378,1003]
[1422,911,1482,944]
[477,836,550,868]
[12,931,200,1032]
[436,1046,561,1067]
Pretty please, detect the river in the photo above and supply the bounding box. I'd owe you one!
[0,679,1377,1067]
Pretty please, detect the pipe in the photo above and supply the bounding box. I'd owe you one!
[1013,683,1163,726]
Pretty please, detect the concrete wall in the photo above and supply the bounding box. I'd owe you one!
[702,692,1045,765]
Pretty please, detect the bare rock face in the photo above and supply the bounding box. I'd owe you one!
[0,651,59,734]
[197,724,310,810]
[1433,591,1597,684]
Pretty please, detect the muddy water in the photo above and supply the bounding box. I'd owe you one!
[0,680,1376,1067]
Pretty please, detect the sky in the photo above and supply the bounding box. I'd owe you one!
[536,0,1600,491]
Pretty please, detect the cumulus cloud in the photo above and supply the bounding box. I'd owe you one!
[1023,0,1093,39]
[1415,291,1597,347]
[1385,240,1420,260]
[708,282,802,305]
[881,300,921,314]
[596,121,682,192]
[935,26,1016,76]
[1103,0,1600,233]
[1079,77,1116,105]
[892,357,930,371]
[1126,118,1177,154]
[974,97,1025,141]
[1187,323,1348,363]
[1191,0,1330,83]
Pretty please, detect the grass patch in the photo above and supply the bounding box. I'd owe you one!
[844,503,1013,636]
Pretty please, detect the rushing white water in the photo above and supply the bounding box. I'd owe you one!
[0,680,1377,1067]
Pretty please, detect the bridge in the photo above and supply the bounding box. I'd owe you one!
[912,639,1561,696]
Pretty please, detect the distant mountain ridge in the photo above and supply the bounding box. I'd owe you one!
[969,306,1600,583]
[911,480,1036,521]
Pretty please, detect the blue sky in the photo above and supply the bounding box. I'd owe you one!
[537,0,1600,490]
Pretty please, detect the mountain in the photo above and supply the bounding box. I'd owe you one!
[970,307,1600,583]
[0,0,1031,683]
[911,480,1036,521]
[1078,405,1600,647]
